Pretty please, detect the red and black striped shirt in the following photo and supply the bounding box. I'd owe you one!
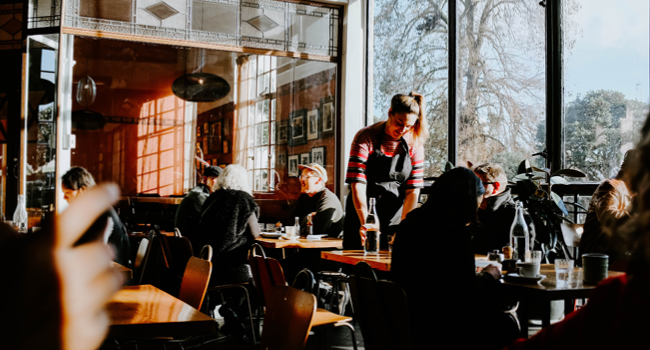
[346,122,424,188]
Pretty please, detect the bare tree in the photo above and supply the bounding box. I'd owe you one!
[374,0,580,175]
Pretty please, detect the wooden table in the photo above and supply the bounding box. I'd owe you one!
[112,261,133,280]
[108,284,216,339]
[320,250,392,271]
[128,197,184,205]
[256,237,343,249]
[500,264,625,337]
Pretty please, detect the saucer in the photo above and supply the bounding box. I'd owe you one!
[260,232,283,239]
[504,273,546,284]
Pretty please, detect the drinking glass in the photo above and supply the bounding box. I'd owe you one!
[364,229,380,255]
[285,226,296,239]
[529,250,543,263]
[554,259,574,288]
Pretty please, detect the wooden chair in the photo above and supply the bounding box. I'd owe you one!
[133,232,155,285]
[260,285,316,350]
[248,243,358,349]
[199,245,213,261]
[349,262,412,350]
[178,256,213,310]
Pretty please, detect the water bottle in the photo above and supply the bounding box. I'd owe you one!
[13,194,28,234]
[294,216,301,237]
[509,202,529,261]
[364,198,380,255]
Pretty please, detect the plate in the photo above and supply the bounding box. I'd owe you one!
[260,232,283,239]
[504,273,546,284]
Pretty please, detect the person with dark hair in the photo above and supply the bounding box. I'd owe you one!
[174,165,222,246]
[579,149,636,270]
[504,119,650,350]
[470,162,535,255]
[344,92,429,250]
[391,167,517,350]
[61,166,132,268]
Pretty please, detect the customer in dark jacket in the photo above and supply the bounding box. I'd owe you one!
[174,165,222,245]
[61,166,132,268]
[470,163,535,255]
[198,164,260,285]
[391,167,517,350]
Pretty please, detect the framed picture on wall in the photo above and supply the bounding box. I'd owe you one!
[311,146,325,167]
[222,140,230,154]
[289,109,307,146]
[223,118,231,136]
[208,136,221,153]
[277,152,287,166]
[202,138,208,154]
[203,122,209,135]
[214,121,222,137]
[38,103,53,121]
[277,120,288,145]
[38,123,52,144]
[307,109,319,140]
[196,126,202,138]
[288,155,299,177]
[300,152,310,166]
[320,96,335,138]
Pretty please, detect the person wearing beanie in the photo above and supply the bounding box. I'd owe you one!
[174,165,222,246]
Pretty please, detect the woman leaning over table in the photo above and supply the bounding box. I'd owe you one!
[343,92,428,250]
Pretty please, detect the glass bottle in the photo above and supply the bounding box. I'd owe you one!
[13,194,28,234]
[364,198,380,254]
[509,202,529,261]
[306,213,314,236]
[294,216,301,237]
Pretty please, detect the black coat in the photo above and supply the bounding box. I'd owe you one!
[391,207,503,349]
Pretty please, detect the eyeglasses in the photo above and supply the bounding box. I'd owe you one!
[300,174,318,180]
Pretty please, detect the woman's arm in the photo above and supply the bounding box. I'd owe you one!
[401,188,420,221]
[351,182,368,239]
[248,213,261,239]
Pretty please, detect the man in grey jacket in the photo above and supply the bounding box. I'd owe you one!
[174,165,222,245]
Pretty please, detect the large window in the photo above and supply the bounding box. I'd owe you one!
[563,0,650,181]
[373,0,448,177]
[457,0,546,177]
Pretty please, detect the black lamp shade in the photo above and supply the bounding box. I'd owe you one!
[172,72,231,102]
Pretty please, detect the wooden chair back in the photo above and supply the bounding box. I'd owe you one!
[134,232,155,285]
[178,256,213,310]
[260,285,316,350]
[248,244,286,306]
[349,262,412,350]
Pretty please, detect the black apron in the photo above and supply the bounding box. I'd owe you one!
[344,130,413,250]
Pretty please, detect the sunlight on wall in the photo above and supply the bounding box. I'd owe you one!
[136,95,185,196]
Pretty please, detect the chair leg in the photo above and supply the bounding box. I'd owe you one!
[339,323,358,350]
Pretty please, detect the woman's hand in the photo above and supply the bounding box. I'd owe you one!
[56,184,124,350]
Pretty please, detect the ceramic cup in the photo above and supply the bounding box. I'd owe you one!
[516,261,540,278]
[582,253,608,285]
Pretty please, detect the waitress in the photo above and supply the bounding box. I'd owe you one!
[344,92,429,249]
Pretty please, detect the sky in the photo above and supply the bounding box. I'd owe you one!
[564,0,650,103]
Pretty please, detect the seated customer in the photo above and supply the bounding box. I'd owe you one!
[580,150,636,269]
[470,162,535,255]
[174,165,222,245]
[198,164,260,285]
[292,163,344,237]
[391,167,517,350]
[61,167,132,268]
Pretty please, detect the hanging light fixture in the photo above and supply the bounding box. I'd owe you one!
[76,75,97,107]
[172,48,230,102]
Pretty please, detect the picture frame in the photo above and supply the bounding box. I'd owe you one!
[320,96,335,138]
[288,155,299,177]
[311,146,326,167]
[208,136,221,153]
[277,120,288,145]
[196,126,202,138]
[300,152,310,166]
[202,138,208,154]
[203,122,209,134]
[222,140,230,154]
[38,102,54,121]
[307,109,319,140]
[214,121,222,137]
[289,109,307,146]
[223,118,231,136]
[277,152,287,166]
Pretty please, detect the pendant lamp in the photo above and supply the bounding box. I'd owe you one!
[172,49,230,102]
[76,75,97,107]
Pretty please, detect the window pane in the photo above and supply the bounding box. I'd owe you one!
[374,0,448,176]
[271,70,277,93]
[260,147,269,168]
[261,169,269,192]
[563,0,649,181]
[260,99,269,122]
[271,120,276,144]
[456,0,546,178]
[271,99,276,121]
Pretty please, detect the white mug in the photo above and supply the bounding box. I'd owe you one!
[516,261,540,278]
